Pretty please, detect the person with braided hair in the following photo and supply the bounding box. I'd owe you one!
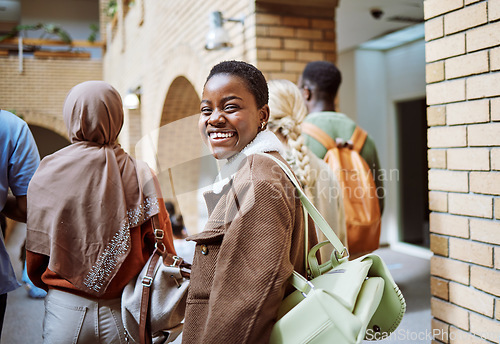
[267,79,347,262]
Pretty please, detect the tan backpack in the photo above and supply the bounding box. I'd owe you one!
[302,122,381,258]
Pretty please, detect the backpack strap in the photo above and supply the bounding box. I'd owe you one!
[256,153,348,260]
[350,126,368,153]
[301,122,336,150]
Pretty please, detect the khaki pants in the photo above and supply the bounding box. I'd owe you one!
[43,289,126,344]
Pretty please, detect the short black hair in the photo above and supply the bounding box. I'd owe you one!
[205,60,269,109]
[302,61,342,97]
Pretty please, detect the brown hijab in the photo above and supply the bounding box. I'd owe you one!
[27,81,159,296]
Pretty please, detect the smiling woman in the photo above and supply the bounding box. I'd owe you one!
[199,62,269,160]
[182,61,319,344]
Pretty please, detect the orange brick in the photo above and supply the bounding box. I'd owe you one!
[311,18,334,30]
[255,13,282,25]
[428,149,447,169]
[490,46,500,72]
[491,98,500,121]
[283,38,310,50]
[257,49,268,59]
[267,49,297,60]
[496,198,500,219]
[427,79,466,105]
[497,298,500,320]
[283,61,306,73]
[429,170,468,192]
[449,192,492,218]
[430,212,469,238]
[295,28,322,40]
[256,24,270,37]
[429,191,448,212]
[323,52,336,62]
[431,256,470,284]
[425,33,466,62]
[427,105,446,126]
[447,148,489,170]
[431,318,450,342]
[425,17,444,41]
[466,21,500,52]
[467,72,500,99]
[282,16,309,28]
[468,123,500,146]
[296,51,324,61]
[427,61,445,83]
[431,276,449,300]
[449,282,494,316]
[469,312,500,342]
[471,265,500,297]
[496,248,500,271]
[428,126,467,148]
[470,172,500,196]
[267,72,297,82]
[268,26,295,38]
[445,51,489,79]
[444,2,487,35]
[424,0,464,20]
[256,37,282,49]
[324,30,335,40]
[449,326,492,344]
[490,0,500,21]
[449,238,493,267]
[431,297,469,330]
[431,234,449,256]
[258,60,282,72]
[312,41,335,52]
[470,219,500,245]
[446,99,489,125]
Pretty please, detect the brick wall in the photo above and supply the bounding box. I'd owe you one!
[425,0,500,342]
[0,55,102,138]
[255,2,336,82]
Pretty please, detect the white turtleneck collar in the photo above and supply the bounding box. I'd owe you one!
[211,130,284,194]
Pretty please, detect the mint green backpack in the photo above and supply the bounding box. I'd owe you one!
[259,153,406,344]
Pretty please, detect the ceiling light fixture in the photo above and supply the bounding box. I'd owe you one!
[205,11,244,51]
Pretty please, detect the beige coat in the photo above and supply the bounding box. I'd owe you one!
[182,151,317,344]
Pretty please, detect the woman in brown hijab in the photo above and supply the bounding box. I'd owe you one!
[25,81,176,343]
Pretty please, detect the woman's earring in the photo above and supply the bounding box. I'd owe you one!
[260,122,267,130]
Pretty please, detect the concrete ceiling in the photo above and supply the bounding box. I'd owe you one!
[336,0,424,53]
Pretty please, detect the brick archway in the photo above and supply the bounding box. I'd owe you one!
[22,112,68,140]
[160,76,200,126]
[156,76,206,234]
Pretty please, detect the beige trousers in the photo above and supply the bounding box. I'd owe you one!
[43,289,127,344]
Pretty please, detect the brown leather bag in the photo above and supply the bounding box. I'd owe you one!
[302,122,381,258]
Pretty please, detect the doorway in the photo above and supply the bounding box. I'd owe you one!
[396,98,429,247]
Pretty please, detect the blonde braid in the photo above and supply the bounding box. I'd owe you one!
[268,79,315,199]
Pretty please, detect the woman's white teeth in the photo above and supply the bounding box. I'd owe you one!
[211,132,234,138]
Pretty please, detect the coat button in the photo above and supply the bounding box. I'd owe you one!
[201,244,208,255]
